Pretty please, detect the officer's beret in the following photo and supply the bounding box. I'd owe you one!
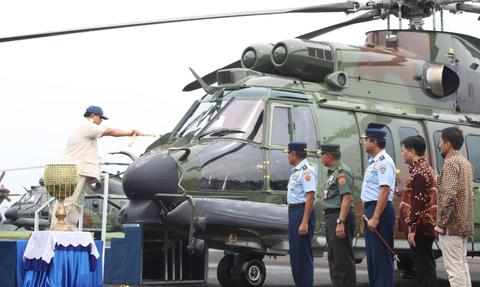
[319,144,340,154]
[284,142,307,153]
[360,128,387,140]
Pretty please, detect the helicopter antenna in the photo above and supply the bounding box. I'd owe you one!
[398,1,403,29]
[188,68,222,95]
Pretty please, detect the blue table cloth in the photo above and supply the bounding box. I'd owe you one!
[21,232,102,287]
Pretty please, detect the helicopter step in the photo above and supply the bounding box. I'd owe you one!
[104,224,208,285]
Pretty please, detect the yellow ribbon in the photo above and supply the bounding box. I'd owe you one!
[128,133,156,147]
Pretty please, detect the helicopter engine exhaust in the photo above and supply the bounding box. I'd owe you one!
[118,153,178,224]
[271,38,334,82]
[424,64,460,98]
[241,43,274,73]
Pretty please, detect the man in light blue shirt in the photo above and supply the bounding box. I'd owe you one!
[285,142,317,287]
[360,129,396,287]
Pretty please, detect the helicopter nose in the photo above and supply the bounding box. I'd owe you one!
[122,152,179,207]
[4,207,17,221]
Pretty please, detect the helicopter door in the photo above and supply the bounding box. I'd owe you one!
[268,103,319,194]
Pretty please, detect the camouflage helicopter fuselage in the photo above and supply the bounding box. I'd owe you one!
[119,29,480,262]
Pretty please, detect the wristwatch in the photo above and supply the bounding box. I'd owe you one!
[337,218,345,224]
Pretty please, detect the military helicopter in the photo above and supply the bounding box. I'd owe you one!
[2,152,133,238]
[2,1,480,286]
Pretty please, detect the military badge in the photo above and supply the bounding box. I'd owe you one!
[379,164,387,174]
[305,175,312,181]
[339,177,346,185]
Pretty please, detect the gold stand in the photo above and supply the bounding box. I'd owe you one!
[50,197,73,231]
[44,164,78,232]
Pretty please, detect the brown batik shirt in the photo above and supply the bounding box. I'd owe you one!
[399,157,438,237]
[437,150,475,236]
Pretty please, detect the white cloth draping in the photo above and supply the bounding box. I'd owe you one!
[23,231,99,264]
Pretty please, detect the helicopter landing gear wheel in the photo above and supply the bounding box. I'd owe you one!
[217,254,237,287]
[234,257,266,287]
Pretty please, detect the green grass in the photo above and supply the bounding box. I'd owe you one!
[0,231,124,240]
[0,231,32,239]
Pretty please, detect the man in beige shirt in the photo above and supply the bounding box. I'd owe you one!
[51,106,140,230]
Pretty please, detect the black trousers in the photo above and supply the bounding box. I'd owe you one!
[325,208,357,287]
[409,229,438,287]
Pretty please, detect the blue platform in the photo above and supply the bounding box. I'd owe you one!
[104,225,208,285]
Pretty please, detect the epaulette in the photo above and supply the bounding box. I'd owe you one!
[338,166,342,171]
[379,155,385,161]
[302,165,308,170]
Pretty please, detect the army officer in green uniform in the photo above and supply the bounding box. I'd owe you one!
[320,144,357,287]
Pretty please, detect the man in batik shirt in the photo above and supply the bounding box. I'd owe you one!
[399,135,438,287]
[434,127,474,287]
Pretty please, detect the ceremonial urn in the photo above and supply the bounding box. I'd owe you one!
[44,164,78,231]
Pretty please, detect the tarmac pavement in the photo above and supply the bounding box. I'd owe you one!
[103,249,480,287]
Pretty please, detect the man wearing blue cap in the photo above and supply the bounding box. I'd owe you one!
[360,128,396,287]
[285,142,317,287]
[51,106,140,230]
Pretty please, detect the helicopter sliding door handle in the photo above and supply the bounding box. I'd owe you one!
[168,147,191,161]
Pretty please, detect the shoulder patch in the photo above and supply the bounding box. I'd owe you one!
[337,173,345,178]
[304,171,311,175]
[305,174,312,181]
[379,164,387,174]
[339,177,346,185]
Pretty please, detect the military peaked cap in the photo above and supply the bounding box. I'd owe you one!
[284,142,307,153]
[319,144,340,154]
[360,128,387,140]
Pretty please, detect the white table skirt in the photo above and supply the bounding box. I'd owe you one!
[23,231,99,264]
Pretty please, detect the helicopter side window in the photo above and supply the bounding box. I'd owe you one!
[271,107,291,145]
[269,150,291,191]
[92,199,100,213]
[367,123,395,162]
[293,106,316,149]
[398,127,419,142]
[433,131,444,173]
[466,135,480,181]
[202,100,264,142]
[199,141,264,191]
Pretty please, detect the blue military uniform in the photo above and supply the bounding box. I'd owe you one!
[360,129,396,287]
[285,142,317,287]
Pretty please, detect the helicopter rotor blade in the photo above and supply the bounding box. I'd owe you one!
[297,9,381,39]
[456,3,480,15]
[0,171,5,184]
[183,10,380,91]
[0,2,362,44]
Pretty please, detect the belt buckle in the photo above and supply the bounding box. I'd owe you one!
[287,203,290,208]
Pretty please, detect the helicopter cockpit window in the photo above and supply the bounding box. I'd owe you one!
[25,193,42,204]
[366,123,395,162]
[201,100,264,142]
[223,87,268,98]
[293,106,317,148]
[176,101,224,138]
[433,131,444,173]
[199,141,264,191]
[466,135,480,181]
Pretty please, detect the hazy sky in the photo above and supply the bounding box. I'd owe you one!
[1,0,479,207]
